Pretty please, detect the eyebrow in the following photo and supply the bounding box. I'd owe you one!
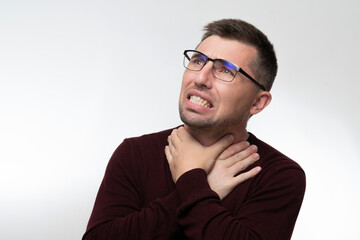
[193,52,208,61]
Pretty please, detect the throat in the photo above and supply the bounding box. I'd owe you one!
[184,125,249,146]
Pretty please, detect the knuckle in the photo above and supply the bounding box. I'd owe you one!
[237,174,245,183]
[239,165,246,172]
[236,152,244,161]
[228,146,236,155]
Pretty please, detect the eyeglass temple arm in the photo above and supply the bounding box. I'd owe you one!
[238,68,266,91]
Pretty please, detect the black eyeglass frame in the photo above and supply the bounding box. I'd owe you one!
[183,50,266,91]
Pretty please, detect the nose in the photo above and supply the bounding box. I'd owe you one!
[194,61,214,88]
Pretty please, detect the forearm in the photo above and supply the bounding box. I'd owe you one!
[83,136,182,240]
[175,169,258,240]
[83,190,180,240]
[175,168,305,240]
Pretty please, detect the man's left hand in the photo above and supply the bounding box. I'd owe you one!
[164,127,234,182]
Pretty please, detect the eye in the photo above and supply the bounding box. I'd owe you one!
[219,67,235,76]
[194,59,204,65]
[223,69,231,74]
[190,56,205,66]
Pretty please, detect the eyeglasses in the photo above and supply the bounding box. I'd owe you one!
[183,50,266,91]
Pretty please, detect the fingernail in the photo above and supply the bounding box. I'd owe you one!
[228,135,234,142]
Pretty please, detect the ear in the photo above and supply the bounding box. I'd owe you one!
[250,91,272,115]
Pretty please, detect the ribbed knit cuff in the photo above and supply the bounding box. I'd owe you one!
[175,168,219,203]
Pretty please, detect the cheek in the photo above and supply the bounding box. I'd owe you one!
[182,71,192,85]
[180,74,190,99]
[219,89,251,112]
[180,72,193,91]
[217,85,239,104]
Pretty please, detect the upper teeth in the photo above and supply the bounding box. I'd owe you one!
[189,95,213,108]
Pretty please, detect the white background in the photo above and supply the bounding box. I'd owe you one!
[1,0,359,239]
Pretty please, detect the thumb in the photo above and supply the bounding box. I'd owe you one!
[208,134,234,158]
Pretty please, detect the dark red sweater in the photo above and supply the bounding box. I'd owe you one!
[83,128,305,240]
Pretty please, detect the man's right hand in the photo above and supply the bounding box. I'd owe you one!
[208,141,262,200]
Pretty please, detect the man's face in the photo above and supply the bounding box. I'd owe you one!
[179,35,260,133]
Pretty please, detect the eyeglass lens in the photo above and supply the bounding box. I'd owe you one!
[184,51,238,82]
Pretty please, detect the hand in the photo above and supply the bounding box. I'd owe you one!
[164,127,234,183]
[208,141,262,200]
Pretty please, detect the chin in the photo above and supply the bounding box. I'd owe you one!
[180,114,212,130]
[180,113,229,136]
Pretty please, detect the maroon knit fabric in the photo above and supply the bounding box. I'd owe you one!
[83,128,305,240]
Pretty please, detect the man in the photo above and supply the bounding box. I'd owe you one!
[83,19,305,240]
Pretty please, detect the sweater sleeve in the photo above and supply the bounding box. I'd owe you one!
[175,167,306,240]
[82,139,180,240]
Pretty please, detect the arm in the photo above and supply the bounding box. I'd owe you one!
[175,167,305,240]
[165,127,305,239]
[165,126,261,199]
[83,139,180,240]
[207,140,262,200]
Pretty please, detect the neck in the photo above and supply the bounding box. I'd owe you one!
[184,125,249,146]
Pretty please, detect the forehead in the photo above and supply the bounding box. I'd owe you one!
[196,35,257,67]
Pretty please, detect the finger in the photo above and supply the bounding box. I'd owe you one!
[164,146,172,164]
[170,129,181,147]
[221,144,258,168]
[218,141,250,160]
[167,135,172,147]
[167,135,176,153]
[208,134,234,158]
[168,137,176,153]
[233,166,262,185]
[230,152,260,175]
[176,126,193,141]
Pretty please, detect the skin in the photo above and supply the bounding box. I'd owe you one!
[165,35,272,200]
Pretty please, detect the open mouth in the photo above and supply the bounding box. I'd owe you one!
[189,95,213,108]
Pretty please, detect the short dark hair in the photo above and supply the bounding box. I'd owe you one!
[202,19,277,91]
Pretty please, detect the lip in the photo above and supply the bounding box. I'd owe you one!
[185,89,214,111]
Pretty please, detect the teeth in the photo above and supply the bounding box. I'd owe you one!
[189,95,213,108]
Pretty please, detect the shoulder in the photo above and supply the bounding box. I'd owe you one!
[248,132,304,172]
[108,127,176,167]
[123,128,174,149]
[248,132,306,192]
